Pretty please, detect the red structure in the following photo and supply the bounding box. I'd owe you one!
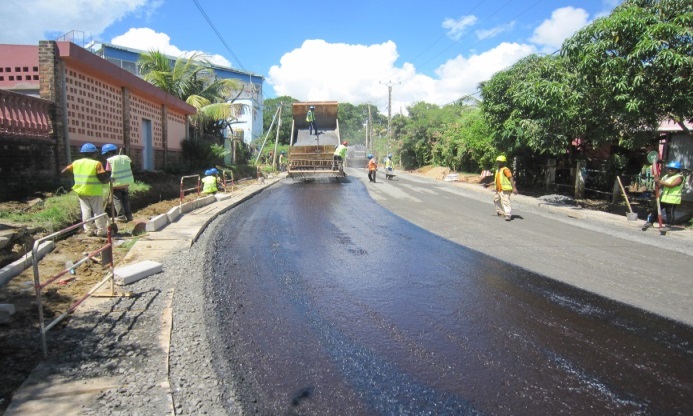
[0,41,196,201]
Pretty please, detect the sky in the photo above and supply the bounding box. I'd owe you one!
[1,0,622,114]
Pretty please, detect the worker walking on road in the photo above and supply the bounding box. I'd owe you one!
[494,155,517,221]
[333,141,348,171]
[307,105,317,136]
[102,143,134,223]
[367,154,378,183]
[61,143,110,236]
[643,161,685,229]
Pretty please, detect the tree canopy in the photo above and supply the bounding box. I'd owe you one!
[563,0,693,136]
[138,50,243,138]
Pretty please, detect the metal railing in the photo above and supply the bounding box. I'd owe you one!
[180,175,200,205]
[221,170,235,192]
[32,213,115,358]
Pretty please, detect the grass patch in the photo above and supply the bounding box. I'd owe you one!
[117,236,141,251]
[0,193,81,232]
[0,181,150,233]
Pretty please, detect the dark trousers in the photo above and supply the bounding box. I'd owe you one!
[368,170,376,182]
[309,121,317,135]
[332,155,343,170]
[113,187,132,220]
[661,202,678,226]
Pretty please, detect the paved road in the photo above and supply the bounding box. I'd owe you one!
[362,168,693,326]
[205,174,693,415]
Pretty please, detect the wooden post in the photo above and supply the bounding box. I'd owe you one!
[545,158,556,191]
[575,160,586,199]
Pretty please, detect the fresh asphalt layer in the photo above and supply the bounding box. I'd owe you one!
[5,169,692,415]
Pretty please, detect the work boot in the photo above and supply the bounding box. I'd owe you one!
[115,216,128,223]
[505,215,512,221]
[641,222,652,231]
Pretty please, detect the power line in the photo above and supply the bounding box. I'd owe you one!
[191,0,247,72]
[410,0,485,65]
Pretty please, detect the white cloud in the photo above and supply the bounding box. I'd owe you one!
[529,7,590,51]
[0,0,156,45]
[442,16,477,41]
[110,28,232,67]
[267,39,536,113]
[476,21,516,41]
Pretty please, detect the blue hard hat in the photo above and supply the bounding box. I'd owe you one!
[388,154,392,158]
[666,161,682,170]
[209,168,219,174]
[367,154,373,159]
[101,143,118,154]
[204,169,211,176]
[80,143,97,153]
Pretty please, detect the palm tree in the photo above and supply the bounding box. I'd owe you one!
[138,50,245,139]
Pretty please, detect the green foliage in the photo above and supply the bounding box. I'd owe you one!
[562,0,693,139]
[180,138,224,170]
[262,96,298,145]
[0,193,80,232]
[138,50,243,139]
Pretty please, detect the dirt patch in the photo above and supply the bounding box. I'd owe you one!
[0,172,256,414]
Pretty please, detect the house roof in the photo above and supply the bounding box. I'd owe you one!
[657,119,693,133]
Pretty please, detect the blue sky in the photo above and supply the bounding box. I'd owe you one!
[2,0,621,113]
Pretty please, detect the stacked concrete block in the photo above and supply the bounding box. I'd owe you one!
[114,260,163,285]
[145,214,169,232]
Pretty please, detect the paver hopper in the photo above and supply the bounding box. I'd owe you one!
[288,101,345,179]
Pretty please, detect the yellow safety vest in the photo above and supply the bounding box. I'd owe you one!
[334,145,347,158]
[72,158,104,196]
[107,155,134,187]
[660,173,684,204]
[306,111,315,122]
[202,176,218,194]
[495,167,513,191]
[385,158,393,169]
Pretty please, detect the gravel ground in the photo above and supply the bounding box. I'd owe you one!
[10,215,239,415]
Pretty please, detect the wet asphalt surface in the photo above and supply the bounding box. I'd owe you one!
[205,177,693,416]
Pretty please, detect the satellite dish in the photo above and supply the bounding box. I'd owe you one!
[647,151,659,164]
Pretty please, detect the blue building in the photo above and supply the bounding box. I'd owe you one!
[90,42,264,148]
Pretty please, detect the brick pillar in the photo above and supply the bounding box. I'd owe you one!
[39,40,69,170]
[162,105,168,170]
[122,87,131,155]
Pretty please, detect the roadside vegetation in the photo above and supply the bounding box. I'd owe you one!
[263,0,691,197]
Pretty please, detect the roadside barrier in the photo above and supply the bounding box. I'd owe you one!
[221,170,235,192]
[180,174,200,205]
[31,213,120,358]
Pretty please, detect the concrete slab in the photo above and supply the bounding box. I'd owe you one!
[146,213,169,232]
[114,260,163,285]
[4,363,118,416]
[166,205,181,223]
[180,200,194,214]
[0,241,55,287]
[215,192,234,201]
[198,194,216,207]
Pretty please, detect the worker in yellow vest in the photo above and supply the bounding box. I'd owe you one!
[102,144,134,223]
[494,155,518,221]
[306,105,317,136]
[332,141,348,171]
[202,168,221,194]
[643,161,686,230]
[61,143,110,236]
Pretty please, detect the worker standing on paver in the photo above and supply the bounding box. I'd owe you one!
[367,154,378,183]
[102,143,134,223]
[61,143,110,236]
[307,105,317,136]
[643,161,685,229]
[333,141,348,171]
[494,155,517,221]
[202,168,220,194]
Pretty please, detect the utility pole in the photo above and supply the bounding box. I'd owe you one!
[380,80,400,154]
